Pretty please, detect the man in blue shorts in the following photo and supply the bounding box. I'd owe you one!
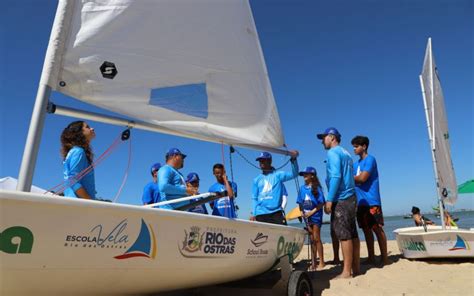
[158,148,197,210]
[352,135,389,265]
[209,163,238,218]
[142,162,161,205]
[251,150,299,225]
[317,127,360,278]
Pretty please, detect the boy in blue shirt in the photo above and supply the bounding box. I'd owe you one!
[185,172,209,215]
[297,166,326,270]
[208,163,238,218]
[142,162,161,205]
[352,135,389,265]
[251,150,299,225]
[317,127,360,278]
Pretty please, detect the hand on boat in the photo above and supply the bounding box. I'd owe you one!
[289,150,299,160]
[324,202,332,214]
[250,215,256,221]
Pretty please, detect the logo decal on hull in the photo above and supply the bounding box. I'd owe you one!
[114,219,157,259]
[0,226,34,254]
[449,235,470,251]
[179,226,237,258]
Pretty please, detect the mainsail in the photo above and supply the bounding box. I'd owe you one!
[419,38,457,205]
[42,0,284,148]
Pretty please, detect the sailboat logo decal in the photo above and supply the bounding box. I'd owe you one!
[262,180,272,194]
[449,235,470,251]
[114,219,157,259]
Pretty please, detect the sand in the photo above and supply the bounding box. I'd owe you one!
[295,240,474,296]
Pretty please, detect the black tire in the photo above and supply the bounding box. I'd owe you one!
[287,270,312,296]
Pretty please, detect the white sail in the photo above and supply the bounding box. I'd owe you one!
[42,0,284,148]
[420,38,457,204]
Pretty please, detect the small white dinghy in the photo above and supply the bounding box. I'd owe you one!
[0,1,310,295]
[394,38,474,259]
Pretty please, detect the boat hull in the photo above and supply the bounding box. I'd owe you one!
[394,226,474,259]
[0,190,306,295]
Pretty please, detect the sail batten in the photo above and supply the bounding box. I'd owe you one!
[46,0,284,148]
[420,38,458,205]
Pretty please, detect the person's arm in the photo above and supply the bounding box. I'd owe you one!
[250,178,259,220]
[354,156,375,184]
[67,148,93,199]
[142,185,153,205]
[158,168,187,196]
[324,150,341,213]
[222,171,234,199]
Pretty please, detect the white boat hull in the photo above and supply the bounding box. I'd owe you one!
[394,226,474,259]
[0,190,306,295]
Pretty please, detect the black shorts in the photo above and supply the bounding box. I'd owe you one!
[331,195,358,240]
[357,205,384,229]
[256,210,287,225]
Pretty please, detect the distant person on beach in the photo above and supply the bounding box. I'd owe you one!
[317,127,360,278]
[142,162,161,205]
[208,163,237,218]
[411,206,434,226]
[250,150,299,225]
[158,148,197,210]
[185,172,208,214]
[297,166,326,271]
[352,135,389,266]
[61,121,97,199]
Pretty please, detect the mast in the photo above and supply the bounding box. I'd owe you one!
[17,0,75,192]
[419,38,446,229]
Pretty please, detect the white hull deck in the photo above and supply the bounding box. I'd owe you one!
[0,190,306,295]
[394,225,474,259]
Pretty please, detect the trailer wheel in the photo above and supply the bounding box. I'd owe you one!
[287,270,312,296]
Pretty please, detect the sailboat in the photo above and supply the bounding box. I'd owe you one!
[0,1,308,295]
[394,38,474,259]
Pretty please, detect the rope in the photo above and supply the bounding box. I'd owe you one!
[112,133,132,203]
[232,146,291,170]
[47,129,129,196]
[229,146,235,183]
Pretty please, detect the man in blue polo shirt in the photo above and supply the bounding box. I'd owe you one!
[142,162,161,205]
[352,135,389,265]
[158,148,197,210]
[317,127,360,279]
[251,150,299,225]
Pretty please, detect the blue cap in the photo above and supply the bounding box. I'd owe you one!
[256,151,272,161]
[317,127,341,139]
[186,172,200,183]
[299,166,317,176]
[150,162,161,174]
[166,147,187,159]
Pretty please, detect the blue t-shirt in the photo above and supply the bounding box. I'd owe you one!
[63,146,96,199]
[188,196,209,215]
[353,155,381,206]
[296,185,325,225]
[208,181,238,218]
[325,146,355,202]
[142,182,160,205]
[252,163,298,216]
[157,164,187,210]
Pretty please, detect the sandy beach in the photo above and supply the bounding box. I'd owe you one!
[295,240,474,296]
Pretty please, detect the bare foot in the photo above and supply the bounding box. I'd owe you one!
[334,273,352,279]
[317,263,326,270]
[308,265,317,272]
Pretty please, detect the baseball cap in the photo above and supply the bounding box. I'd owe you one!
[299,166,317,176]
[166,147,187,159]
[186,172,200,183]
[316,127,341,139]
[256,151,272,161]
[150,162,161,174]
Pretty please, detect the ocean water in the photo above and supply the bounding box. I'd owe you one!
[289,210,474,243]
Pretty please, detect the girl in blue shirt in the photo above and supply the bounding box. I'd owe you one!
[61,121,96,199]
[297,166,326,270]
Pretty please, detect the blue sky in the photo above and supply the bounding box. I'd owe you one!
[1,0,472,218]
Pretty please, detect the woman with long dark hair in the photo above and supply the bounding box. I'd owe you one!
[297,166,326,271]
[61,121,96,199]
